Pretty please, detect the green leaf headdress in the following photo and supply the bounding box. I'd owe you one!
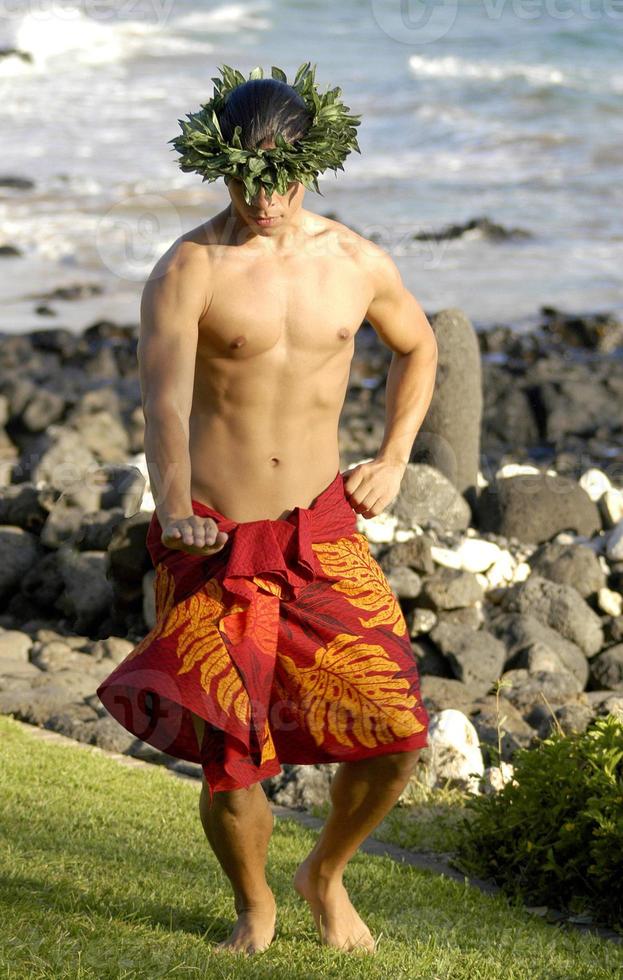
[168,62,362,205]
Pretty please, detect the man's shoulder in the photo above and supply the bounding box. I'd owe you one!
[330,222,398,298]
[314,212,388,267]
[146,227,212,288]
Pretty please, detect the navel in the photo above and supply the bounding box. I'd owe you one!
[230,335,246,349]
[269,457,280,466]
[337,328,350,340]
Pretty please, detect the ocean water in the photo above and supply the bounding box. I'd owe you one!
[0,0,621,334]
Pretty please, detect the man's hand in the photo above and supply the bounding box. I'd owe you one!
[161,515,229,556]
[341,458,406,519]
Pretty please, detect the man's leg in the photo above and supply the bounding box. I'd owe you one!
[294,748,421,953]
[190,712,277,955]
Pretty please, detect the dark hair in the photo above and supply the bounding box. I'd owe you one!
[217,78,313,151]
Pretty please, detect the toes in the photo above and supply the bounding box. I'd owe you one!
[324,925,376,954]
[214,938,245,952]
[356,936,376,954]
[344,934,375,954]
[214,941,234,953]
[214,936,273,955]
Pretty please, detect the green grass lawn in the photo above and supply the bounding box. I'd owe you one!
[1,715,621,980]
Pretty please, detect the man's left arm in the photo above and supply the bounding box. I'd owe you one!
[343,247,438,519]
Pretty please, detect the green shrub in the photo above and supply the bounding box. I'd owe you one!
[454,714,623,932]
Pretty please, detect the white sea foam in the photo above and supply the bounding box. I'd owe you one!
[0,2,246,75]
[172,1,272,33]
[6,9,151,70]
[342,139,556,184]
[408,52,621,94]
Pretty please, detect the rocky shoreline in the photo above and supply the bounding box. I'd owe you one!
[1,304,622,808]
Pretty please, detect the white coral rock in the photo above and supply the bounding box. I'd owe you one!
[424,709,484,795]
[579,467,612,502]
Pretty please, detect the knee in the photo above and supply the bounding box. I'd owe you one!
[380,748,421,783]
[207,782,264,817]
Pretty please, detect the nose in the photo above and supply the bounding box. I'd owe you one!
[250,184,274,209]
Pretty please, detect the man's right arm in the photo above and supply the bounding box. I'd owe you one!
[138,240,207,528]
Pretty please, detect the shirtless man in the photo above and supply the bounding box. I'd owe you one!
[138,151,438,953]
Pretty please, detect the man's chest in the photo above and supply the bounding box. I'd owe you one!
[197,250,372,362]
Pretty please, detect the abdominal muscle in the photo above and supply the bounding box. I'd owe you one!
[187,389,345,524]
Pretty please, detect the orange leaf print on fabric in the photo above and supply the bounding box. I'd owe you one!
[279,632,425,749]
[312,533,407,635]
[124,569,250,726]
[213,662,250,726]
[260,717,277,764]
[220,587,280,656]
[165,578,224,671]
[251,575,284,599]
[167,577,250,725]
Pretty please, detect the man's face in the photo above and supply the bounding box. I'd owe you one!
[225,173,305,233]
[224,135,307,234]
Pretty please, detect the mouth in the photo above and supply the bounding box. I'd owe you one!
[251,214,279,225]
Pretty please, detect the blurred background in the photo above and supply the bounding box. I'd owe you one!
[1,0,621,336]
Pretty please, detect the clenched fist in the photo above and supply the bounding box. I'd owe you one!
[161,515,229,556]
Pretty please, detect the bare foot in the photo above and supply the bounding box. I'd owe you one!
[213,888,277,955]
[293,857,376,953]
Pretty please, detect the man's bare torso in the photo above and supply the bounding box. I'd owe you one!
[181,208,375,523]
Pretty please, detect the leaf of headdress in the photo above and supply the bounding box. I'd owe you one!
[275,168,290,195]
[293,62,312,88]
[274,132,289,149]
[247,156,267,174]
[231,124,243,150]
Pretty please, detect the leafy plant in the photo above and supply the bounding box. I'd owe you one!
[454,715,623,932]
[169,62,361,204]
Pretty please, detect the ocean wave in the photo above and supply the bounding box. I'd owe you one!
[171,1,272,34]
[0,1,274,75]
[409,53,568,87]
[408,52,622,94]
[341,142,567,185]
[5,8,156,71]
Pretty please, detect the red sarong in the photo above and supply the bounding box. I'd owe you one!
[96,470,429,802]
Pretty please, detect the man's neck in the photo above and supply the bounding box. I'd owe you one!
[225,203,314,255]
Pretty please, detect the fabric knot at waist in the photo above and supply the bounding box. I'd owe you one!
[216,510,315,597]
[147,469,357,602]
